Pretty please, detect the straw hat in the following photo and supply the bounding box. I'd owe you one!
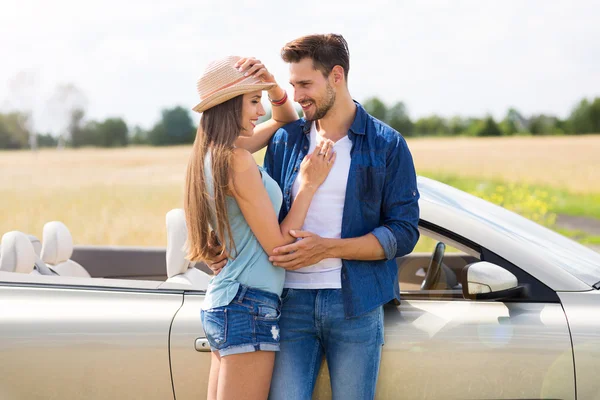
[192,56,276,113]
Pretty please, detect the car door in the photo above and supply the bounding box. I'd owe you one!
[0,276,183,400]
[375,233,576,400]
[308,230,576,400]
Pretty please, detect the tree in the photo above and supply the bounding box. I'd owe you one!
[386,102,413,136]
[448,116,468,136]
[68,109,87,148]
[567,98,600,134]
[529,114,563,135]
[591,97,600,133]
[363,97,387,122]
[47,83,88,146]
[95,118,128,147]
[148,106,195,146]
[37,133,58,148]
[414,115,449,136]
[475,116,503,137]
[130,126,148,145]
[500,108,527,135]
[0,112,30,149]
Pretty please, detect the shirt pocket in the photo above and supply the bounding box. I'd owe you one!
[355,165,385,204]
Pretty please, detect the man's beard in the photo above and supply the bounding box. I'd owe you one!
[306,83,336,121]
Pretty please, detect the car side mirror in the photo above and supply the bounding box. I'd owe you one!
[461,261,523,300]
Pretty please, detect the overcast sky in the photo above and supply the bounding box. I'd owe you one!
[2,0,599,134]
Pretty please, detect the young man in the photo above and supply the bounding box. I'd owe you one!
[263,34,420,399]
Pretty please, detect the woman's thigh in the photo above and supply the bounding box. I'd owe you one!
[218,351,275,400]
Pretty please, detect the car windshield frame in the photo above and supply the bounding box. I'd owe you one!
[418,177,600,288]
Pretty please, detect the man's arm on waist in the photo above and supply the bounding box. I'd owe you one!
[269,230,384,269]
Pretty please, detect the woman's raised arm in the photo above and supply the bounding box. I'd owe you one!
[234,57,298,153]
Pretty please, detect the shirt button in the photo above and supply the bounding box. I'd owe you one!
[294,167,298,172]
[303,146,308,150]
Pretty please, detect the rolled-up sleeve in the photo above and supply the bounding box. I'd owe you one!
[371,135,420,260]
[371,225,397,260]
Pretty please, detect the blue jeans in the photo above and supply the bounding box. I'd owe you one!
[269,289,384,400]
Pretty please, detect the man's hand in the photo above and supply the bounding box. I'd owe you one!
[269,230,330,270]
[207,231,228,275]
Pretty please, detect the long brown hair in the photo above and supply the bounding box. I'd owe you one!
[184,95,243,262]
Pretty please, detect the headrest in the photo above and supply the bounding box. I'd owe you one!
[41,221,74,266]
[0,231,36,273]
[166,209,192,278]
[26,234,57,275]
[28,234,42,257]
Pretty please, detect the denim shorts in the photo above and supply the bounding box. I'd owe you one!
[200,284,282,357]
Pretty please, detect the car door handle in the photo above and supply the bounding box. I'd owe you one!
[195,337,211,352]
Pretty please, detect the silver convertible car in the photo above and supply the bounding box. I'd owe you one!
[1,176,600,400]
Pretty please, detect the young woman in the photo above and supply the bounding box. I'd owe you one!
[185,56,336,400]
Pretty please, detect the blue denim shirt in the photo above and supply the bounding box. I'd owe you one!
[264,101,420,318]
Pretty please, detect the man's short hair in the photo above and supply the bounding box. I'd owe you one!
[281,34,350,81]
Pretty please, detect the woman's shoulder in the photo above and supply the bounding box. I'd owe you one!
[231,148,257,173]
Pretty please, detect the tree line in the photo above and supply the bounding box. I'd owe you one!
[1,96,599,150]
[362,97,600,137]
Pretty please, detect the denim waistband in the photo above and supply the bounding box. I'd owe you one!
[234,284,280,307]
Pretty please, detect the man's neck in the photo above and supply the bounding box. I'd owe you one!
[315,92,356,142]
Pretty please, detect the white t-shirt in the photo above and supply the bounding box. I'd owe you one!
[285,122,352,289]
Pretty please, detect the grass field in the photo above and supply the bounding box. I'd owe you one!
[2,135,599,250]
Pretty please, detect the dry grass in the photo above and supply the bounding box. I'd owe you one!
[408,135,600,194]
[2,146,191,246]
[2,135,599,246]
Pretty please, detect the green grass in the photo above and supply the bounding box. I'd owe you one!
[555,228,600,245]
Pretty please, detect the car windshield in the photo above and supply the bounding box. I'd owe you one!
[418,177,600,287]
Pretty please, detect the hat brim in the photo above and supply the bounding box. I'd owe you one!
[192,82,276,113]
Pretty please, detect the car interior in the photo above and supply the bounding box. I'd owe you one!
[0,211,482,299]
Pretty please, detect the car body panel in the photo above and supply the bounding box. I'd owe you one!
[169,293,211,400]
[0,284,182,400]
[310,300,575,400]
[558,290,600,400]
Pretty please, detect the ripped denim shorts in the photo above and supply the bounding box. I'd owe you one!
[200,284,282,357]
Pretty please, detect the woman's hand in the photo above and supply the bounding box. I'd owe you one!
[235,57,276,84]
[299,140,337,192]
[235,57,286,102]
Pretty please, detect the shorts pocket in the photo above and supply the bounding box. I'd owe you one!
[256,304,281,321]
[202,309,227,346]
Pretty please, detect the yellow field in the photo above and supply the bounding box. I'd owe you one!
[408,135,600,195]
[2,135,599,246]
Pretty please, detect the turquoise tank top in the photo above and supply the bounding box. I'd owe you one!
[202,154,284,310]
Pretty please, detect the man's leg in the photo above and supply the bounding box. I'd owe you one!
[269,289,323,400]
[321,290,384,400]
